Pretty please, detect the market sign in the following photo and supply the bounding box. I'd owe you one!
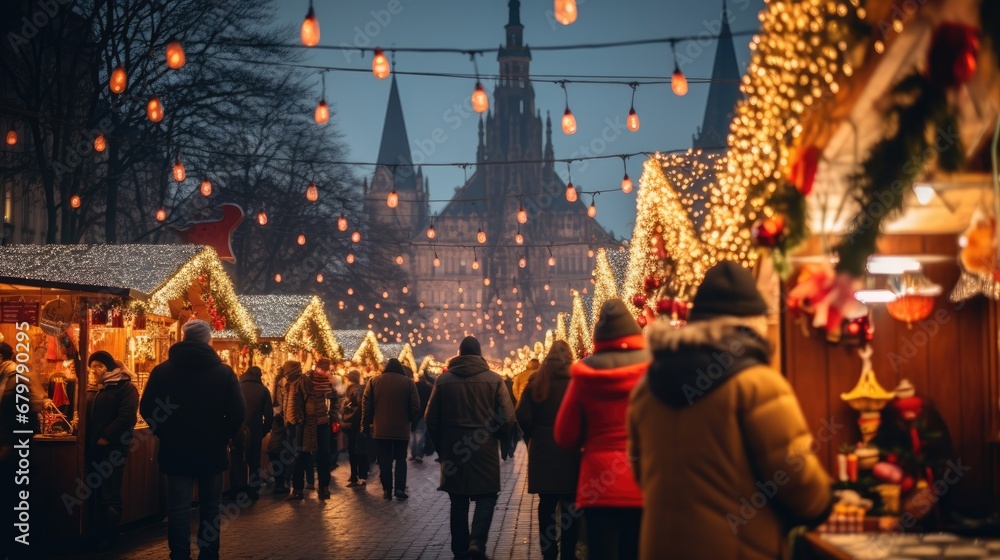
[1,300,40,325]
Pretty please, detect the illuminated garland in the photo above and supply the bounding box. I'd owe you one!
[351,330,385,369]
[283,296,342,360]
[555,312,568,342]
[567,290,590,359]
[397,343,417,372]
[590,248,618,330]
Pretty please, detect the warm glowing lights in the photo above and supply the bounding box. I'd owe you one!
[518,257,527,269]
[515,232,524,245]
[256,211,268,226]
[172,158,186,182]
[93,134,106,152]
[472,258,480,271]
[200,179,212,197]
[565,182,578,202]
[109,65,127,94]
[561,108,577,135]
[554,0,578,25]
[70,195,81,209]
[396,254,404,265]
[548,256,556,267]
[301,1,320,47]
[346,253,355,264]
[621,173,633,194]
[166,39,185,69]
[433,253,441,268]
[146,96,164,122]
[517,205,527,224]
[587,200,597,218]
[155,208,167,222]
[347,288,354,295]
[351,231,361,243]
[426,224,436,239]
[671,67,688,96]
[477,229,486,244]
[297,234,306,246]
[274,273,282,283]
[314,100,330,124]
[4,130,16,146]
[372,48,390,79]
[387,188,398,208]
[471,82,489,113]
[626,107,640,132]
[483,278,491,286]
[338,214,348,231]
[316,273,324,283]
[306,181,319,201]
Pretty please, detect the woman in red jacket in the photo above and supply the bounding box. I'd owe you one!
[555,299,648,560]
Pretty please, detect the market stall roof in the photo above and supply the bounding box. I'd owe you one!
[333,329,369,360]
[0,244,257,343]
[234,295,341,359]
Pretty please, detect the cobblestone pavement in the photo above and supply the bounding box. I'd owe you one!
[54,447,552,560]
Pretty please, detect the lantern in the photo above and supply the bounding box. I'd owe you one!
[387,188,398,208]
[301,1,320,47]
[426,224,436,239]
[518,257,526,269]
[109,65,127,94]
[477,229,486,244]
[472,258,480,270]
[515,232,524,245]
[554,0,578,25]
[346,253,355,264]
[433,254,441,267]
[155,208,167,221]
[166,39,185,69]
[93,133,106,153]
[671,67,688,96]
[172,158,186,182]
[314,100,330,124]
[621,173,633,194]
[306,181,319,201]
[587,201,597,218]
[561,108,577,134]
[200,179,212,196]
[517,205,527,224]
[471,82,489,113]
[886,295,935,326]
[548,256,556,267]
[351,231,361,243]
[4,130,16,146]
[255,211,269,225]
[297,234,306,246]
[626,107,640,132]
[70,195,82,209]
[372,48,390,79]
[565,182,578,202]
[146,96,164,122]
[337,214,348,231]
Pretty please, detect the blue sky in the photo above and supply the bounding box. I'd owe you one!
[275,0,764,239]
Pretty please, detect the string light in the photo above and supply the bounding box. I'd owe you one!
[146,96,164,122]
[338,214,348,231]
[274,273,282,283]
[172,157,186,182]
[626,83,640,131]
[396,254,404,265]
[156,208,167,222]
[166,39,186,69]
[316,273,324,282]
[5,130,16,146]
[587,196,597,218]
[372,48,390,79]
[387,188,399,208]
[518,256,527,268]
[301,0,320,47]
[93,133,106,152]
[515,230,524,245]
[306,181,319,201]
[297,234,306,245]
[200,178,212,196]
[70,195,81,209]
[471,82,488,113]
[670,41,688,96]
[433,252,441,267]
[554,0,578,25]
[427,224,436,239]
[621,173,633,194]
[565,182,577,202]
[346,253,355,264]
[351,231,361,243]
[477,228,486,244]
[516,203,528,224]
[315,73,329,124]
[257,210,268,226]
[109,65,127,94]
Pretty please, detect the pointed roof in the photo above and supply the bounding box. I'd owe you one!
[693,1,743,150]
[377,76,417,190]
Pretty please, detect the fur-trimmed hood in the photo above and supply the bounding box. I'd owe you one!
[644,317,771,408]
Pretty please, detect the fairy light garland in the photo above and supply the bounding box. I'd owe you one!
[351,330,385,368]
[398,343,417,372]
[567,290,590,359]
[555,312,568,342]
[282,296,342,360]
[590,248,618,329]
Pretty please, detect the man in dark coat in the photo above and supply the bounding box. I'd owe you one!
[231,366,272,500]
[362,358,421,500]
[140,320,246,560]
[426,337,515,560]
[410,367,434,462]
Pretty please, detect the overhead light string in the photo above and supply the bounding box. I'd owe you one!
[670,40,688,96]
[559,81,577,135]
[620,155,633,194]
[469,53,489,114]
[315,72,330,124]
[564,162,577,202]
[627,82,640,132]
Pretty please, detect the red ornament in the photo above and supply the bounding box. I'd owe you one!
[655,298,673,315]
[900,476,915,494]
[643,276,661,293]
[927,23,980,89]
[211,320,224,331]
[673,300,689,321]
[631,293,648,310]
[790,145,820,196]
[636,314,648,327]
[752,215,787,248]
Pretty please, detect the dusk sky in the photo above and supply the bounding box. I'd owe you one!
[274,0,765,239]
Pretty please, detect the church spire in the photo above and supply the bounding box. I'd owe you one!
[544,111,554,162]
[376,75,417,190]
[692,0,743,150]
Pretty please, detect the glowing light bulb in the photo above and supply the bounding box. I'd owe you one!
[306,181,319,201]
[561,108,577,134]
[548,256,555,267]
[554,0,578,25]
[477,229,486,244]
[565,182,577,202]
[146,96,164,122]
[93,133,106,153]
[109,65,127,94]
[515,232,524,245]
[471,82,489,113]
[621,173,633,193]
[337,214,348,231]
[70,195,81,209]
[316,273,324,283]
[516,205,527,224]
[544,283,550,291]
[297,234,306,245]
[671,67,688,96]
[301,2,320,47]
[257,211,268,226]
[387,188,398,208]
[200,179,212,197]
[351,231,361,243]
[627,107,640,132]
[396,255,404,265]
[433,254,441,267]
[518,257,526,268]
[166,39,185,69]
[346,253,355,264]
[588,201,597,218]
[483,278,490,286]
[314,100,329,124]
[274,273,282,283]
[427,224,436,239]
[472,259,480,270]
[172,158,186,182]
[5,130,16,146]
[347,288,354,295]
[155,208,167,222]
[372,48,390,79]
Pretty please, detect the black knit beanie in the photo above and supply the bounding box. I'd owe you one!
[459,336,482,356]
[593,299,642,342]
[384,358,404,374]
[689,261,768,322]
[88,350,118,372]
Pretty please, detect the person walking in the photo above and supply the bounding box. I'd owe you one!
[84,351,139,549]
[426,336,516,560]
[362,358,421,500]
[554,299,647,560]
[516,341,580,560]
[140,319,246,560]
[341,369,369,486]
[629,261,833,560]
[499,373,518,461]
[267,362,298,495]
[232,366,272,501]
[288,358,334,500]
[410,367,433,463]
[512,358,539,402]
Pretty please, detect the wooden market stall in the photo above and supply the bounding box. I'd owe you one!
[334,329,384,375]
[0,244,256,543]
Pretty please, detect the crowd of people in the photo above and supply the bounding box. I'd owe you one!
[6,261,835,560]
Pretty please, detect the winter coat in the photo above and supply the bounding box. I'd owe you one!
[86,372,139,452]
[362,363,421,441]
[140,340,246,476]
[629,318,833,560]
[415,374,434,417]
[0,360,44,451]
[288,371,331,452]
[554,341,648,509]
[266,413,287,454]
[341,383,365,433]
[239,370,273,440]
[425,355,515,496]
[512,362,538,403]
[516,372,580,495]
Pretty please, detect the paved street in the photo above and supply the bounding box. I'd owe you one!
[53,449,552,560]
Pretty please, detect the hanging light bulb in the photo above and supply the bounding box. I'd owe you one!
[297,234,306,246]
[387,188,398,208]
[427,224,436,239]
[4,130,16,146]
[200,178,212,196]
[146,96,164,122]
[155,208,167,222]
[301,0,320,47]
[471,82,488,113]
[561,107,576,135]
[554,0,578,25]
[274,273,282,283]
[627,107,640,132]
[306,181,319,201]
[337,214,348,231]
[93,133,106,153]
[109,65,127,94]
[565,182,578,202]
[257,210,268,226]
[548,256,556,267]
[347,287,354,295]
[316,273,324,283]
[70,195,81,209]
[314,99,329,124]
[372,48,390,79]
[544,283,550,291]
[433,253,441,268]
[621,173,633,194]
[516,204,527,224]
[477,228,486,244]
[515,232,524,245]
[483,277,490,286]
[172,158,186,182]
[346,253,355,264]
[519,257,527,269]
[165,39,185,69]
[671,66,688,96]
[351,231,361,243]
[588,199,597,218]
[396,254,404,265]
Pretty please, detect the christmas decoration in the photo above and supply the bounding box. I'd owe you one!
[751,214,787,248]
[555,312,568,342]
[630,293,647,310]
[590,249,617,330]
[352,330,385,370]
[840,348,895,445]
[787,263,868,343]
[885,272,942,326]
[950,206,1000,301]
[567,291,590,359]
[172,203,244,263]
[926,23,980,89]
[788,145,820,196]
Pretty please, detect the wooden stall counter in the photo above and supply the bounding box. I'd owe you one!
[799,531,1000,559]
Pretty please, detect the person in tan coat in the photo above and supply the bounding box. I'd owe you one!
[628,261,833,560]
